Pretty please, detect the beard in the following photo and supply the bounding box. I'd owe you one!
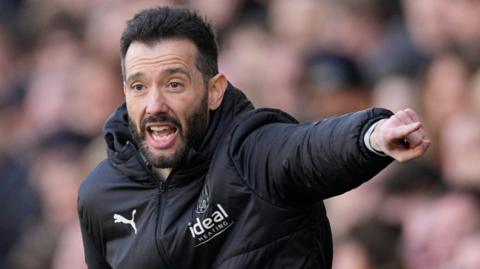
[129,92,209,169]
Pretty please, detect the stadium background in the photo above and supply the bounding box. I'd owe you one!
[1,0,480,268]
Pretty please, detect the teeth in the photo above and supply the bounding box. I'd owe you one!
[152,132,175,141]
[150,126,170,131]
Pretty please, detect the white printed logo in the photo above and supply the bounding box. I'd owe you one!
[188,204,233,247]
[113,209,137,234]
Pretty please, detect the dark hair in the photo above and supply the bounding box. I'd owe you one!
[120,7,218,82]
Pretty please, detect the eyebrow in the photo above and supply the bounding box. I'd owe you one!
[125,72,145,85]
[125,68,191,85]
[163,67,191,79]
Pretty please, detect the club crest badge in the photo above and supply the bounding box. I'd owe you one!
[195,181,210,214]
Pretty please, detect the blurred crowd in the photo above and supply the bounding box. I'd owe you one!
[1,0,479,268]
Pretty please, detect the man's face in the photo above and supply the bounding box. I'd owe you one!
[123,39,209,168]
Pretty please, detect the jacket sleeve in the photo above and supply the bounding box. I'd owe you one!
[78,183,112,269]
[79,223,112,269]
[230,108,394,207]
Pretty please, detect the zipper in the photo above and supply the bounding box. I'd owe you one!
[159,181,167,192]
[137,151,175,268]
[155,171,175,269]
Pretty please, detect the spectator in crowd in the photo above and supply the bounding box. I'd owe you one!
[402,192,480,269]
[448,232,480,269]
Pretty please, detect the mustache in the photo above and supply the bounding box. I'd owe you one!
[140,114,182,131]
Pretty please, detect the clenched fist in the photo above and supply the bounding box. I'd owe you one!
[370,108,431,162]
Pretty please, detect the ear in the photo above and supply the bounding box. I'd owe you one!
[207,73,228,110]
[123,81,127,95]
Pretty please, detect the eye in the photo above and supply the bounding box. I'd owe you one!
[131,84,145,92]
[168,81,184,91]
[169,81,183,88]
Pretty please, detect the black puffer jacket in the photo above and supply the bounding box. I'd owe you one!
[78,84,393,269]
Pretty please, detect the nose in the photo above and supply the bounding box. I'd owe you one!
[146,87,169,115]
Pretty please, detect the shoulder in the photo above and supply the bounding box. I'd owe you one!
[229,108,298,147]
[78,159,119,217]
[79,159,115,195]
[235,108,298,131]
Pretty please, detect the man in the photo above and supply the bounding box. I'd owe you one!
[78,7,430,269]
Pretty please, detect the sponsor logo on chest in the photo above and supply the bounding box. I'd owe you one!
[188,203,233,247]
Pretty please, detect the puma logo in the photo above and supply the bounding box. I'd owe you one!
[113,209,137,234]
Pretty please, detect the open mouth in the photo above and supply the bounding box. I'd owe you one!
[146,123,179,149]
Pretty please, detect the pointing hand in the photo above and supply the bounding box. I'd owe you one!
[370,108,431,162]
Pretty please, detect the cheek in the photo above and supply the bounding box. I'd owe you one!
[177,98,197,128]
[126,99,145,126]
[172,92,204,119]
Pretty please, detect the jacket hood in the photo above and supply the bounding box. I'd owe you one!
[102,83,254,184]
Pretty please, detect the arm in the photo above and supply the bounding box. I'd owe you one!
[232,108,395,206]
[78,187,112,269]
[79,223,112,269]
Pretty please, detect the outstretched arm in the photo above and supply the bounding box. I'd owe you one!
[232,108,396,206]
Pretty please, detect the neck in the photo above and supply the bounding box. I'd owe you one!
[155,168,172,181]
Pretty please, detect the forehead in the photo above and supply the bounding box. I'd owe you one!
[124,39,199,73]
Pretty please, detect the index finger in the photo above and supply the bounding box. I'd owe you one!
[404,108,426,137]
[388,122,423,141]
